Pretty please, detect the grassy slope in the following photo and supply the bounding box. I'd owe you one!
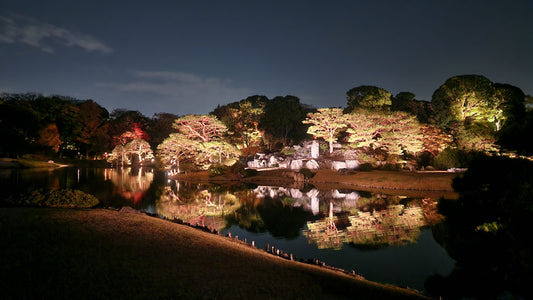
[0,208,428,299]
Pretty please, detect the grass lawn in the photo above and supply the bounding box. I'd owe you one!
[0,207,428,299]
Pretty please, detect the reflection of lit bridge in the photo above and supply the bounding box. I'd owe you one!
[303,205,425,250]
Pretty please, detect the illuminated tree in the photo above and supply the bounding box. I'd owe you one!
[37,123,62,152]
[303,108,349,154]
[492,83,526,131]
[431,75,496,129]
[169,115,241,169]
[114,131,137,147]
[156,133,198,172]
[107,144,129,166]
[346,109,423,155]
[125,138,154,164]
[173,114,227,142]
[196,141,241,166]
[345,85,392,112]
[420,125,453,155]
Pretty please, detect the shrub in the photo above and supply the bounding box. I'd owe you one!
[281,147,296,156]
[358,163,373,171]
[208,164,228,177]
[11,189,100,208]
[433,148,461,170]
[45,189,100,208]
[433,148,486,170]
[381,163,401,171]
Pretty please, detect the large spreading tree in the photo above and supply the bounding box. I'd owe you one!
[346,109,424,156]
[431,75,496,129]
[345,85,392,113]
[169,115,240,169]
[303,108,349,154]
[259,96,309,149]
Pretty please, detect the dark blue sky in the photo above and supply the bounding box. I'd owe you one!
[1,0,532,117]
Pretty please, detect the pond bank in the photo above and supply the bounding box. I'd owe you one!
[0,207,427,299]
[175,168,459,199]
[0,157,69,169]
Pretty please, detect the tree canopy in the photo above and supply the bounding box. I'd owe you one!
[259,95,309,149]
[303,108,349,154]
[345,85,392,112]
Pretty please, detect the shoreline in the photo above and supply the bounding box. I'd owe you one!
[175,168,459,199]
[0,207,428,299]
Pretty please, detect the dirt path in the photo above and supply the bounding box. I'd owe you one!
[0,207,428,299]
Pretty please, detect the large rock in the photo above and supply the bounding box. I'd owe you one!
[290,159,303,170]
[331,161,347,170]
[305,159,319,170]
[345,160,359,169]
[268,156,279,167]
[310,140,319,159]
[278,159,290,169]
[247,159,265,168]
[290,188,303,198]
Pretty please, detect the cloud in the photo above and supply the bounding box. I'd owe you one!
[0,14,112,54]
[99,71,253,114]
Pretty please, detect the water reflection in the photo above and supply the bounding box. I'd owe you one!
[153,183,443,250]
[0,168,454,292]
[104,167,154,205]
[155,181,239,231]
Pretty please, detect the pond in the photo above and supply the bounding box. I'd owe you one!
[0,166,455,293]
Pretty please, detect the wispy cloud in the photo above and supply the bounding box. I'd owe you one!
[99,71,252,113]
[0,14,112,54]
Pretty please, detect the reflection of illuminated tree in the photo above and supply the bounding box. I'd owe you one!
[104,167,154,204]
[155,183,241,232]
[303,204,426,250]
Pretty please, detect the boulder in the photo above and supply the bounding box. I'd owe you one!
[290,188,303,198]
[310,140,319,159]
[305,159,320,170]
[345,160,359,169]
[290,159,303,170]
[278,160,290,169]
[268,156,279,167]
[331,161,347,170]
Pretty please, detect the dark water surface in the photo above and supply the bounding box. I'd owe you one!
[0,167,455,292]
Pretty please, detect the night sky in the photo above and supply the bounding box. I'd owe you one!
[1,0,532,117]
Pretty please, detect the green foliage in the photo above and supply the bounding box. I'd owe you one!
[433,147,486,170]
[345,85,392,112]
[346,109,424,155]
[11,189,99,208]
[156,133,197,170]
[432,75,496,129]
[208,164,228,177]
[163,115,240,170]
[432,148,464,169]
[358,163,373,171]
[475,221,502,233]
[259,95,309,147]
[280,147,296,156]
[381,163,401,171]
[303,108,349,154]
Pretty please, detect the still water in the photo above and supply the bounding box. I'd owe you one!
[0,166,455,292]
